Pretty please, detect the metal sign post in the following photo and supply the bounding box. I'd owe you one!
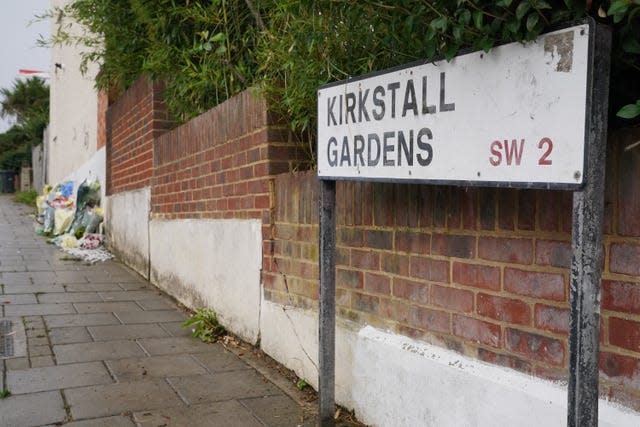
[316,19,610,427]
[567,23,611,427]
[318,179,336,427]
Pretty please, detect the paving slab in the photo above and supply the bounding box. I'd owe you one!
[62,415,135,427]
[26,262,53,272]
[159,321,193,337]
[65,283,123,293]
[27,335,49,346]
[54,340,146,364]
[0,390,66,426]
[87,272,136,283]
[115,310,185,324]
[118,282,151,291]
[241,394,316,426]
[106,354,207,381]
[74,302,142,313]
[38,292,103,303]
[29,345,53,357]
[49,326,94,345]
[5,357,29,370]
[133,401,263,427]
[0,272,32,285]
[137,336,219,356]
[136,297,175,311]
[6,361,113,394]
[168,371,281,405]
[5,303,76,316]
[191,348,252,373]
[30,355,55,368]
[0,264,26,272]
[65,378,185,420]
[45,313,121,328]
[54,271,89,284]
[3,284,66,294]
[87,324,170,341]
[0,293,38,304]
[99,290,162,301]
[27,272,57,284]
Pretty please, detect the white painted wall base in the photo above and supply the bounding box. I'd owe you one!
[259,300,640,427]
[149,218,262,345]
[105,187,150,278]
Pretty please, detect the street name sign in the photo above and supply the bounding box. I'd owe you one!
[317,23,592,189]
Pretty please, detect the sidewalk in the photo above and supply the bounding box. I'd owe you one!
[0,195,316,427]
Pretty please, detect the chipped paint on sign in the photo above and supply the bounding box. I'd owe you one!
[544,31,575,72]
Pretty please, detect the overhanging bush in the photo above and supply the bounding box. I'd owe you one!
[46,0,640,158]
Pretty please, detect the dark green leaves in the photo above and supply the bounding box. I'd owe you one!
[617,101,640,119]
[516,1,531,20]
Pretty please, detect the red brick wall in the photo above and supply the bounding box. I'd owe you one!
[151,90,309,271]
[106,78,171,195]
[264,126,640,411]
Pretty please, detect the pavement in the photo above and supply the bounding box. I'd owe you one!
[0,195,317,427]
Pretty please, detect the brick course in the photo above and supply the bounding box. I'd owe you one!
[106,78,171,194]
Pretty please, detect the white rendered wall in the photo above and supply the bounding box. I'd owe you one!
[149,219,262,345]
[259,300,640,427]
[105,187,150,278]
[61,147,105,201]
[47,0,99,185]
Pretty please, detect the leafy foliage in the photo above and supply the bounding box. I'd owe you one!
[46,1,640,155]
[0,77,49,172]
[182,307,226,343]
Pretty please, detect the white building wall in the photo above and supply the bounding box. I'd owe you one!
[47,0,99,186]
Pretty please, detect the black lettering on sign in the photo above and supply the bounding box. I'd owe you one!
[398,130,414,166]
[422,76,436,114]
[387,82,401,118]
[368,134,381,166]
[327,97,337,127]
[402,80,418,117]
[354,135,366,166]
[383,132,395,166]
[439,72,455,112]
[358,89,370,122]
[340,136,351,166]
[372,86,385,121]
[345,92,356,124]
[417,128,433,166]
[327,137,338,166]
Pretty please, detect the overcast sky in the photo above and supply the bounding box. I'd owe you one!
[0,1,50,132]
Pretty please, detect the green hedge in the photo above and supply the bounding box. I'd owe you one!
[49,0,640,157]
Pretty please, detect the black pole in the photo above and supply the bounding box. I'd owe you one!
[567,21,611,427]
[319,179,336,427]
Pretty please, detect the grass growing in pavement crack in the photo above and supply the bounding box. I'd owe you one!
[0,389,11,399]
[182,308,226,343]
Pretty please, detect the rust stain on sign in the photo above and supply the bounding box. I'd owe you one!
[544,31,575,72]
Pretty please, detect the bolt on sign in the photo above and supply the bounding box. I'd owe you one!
[317,23,591,189]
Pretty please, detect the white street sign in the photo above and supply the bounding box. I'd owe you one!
[317,23,591,188]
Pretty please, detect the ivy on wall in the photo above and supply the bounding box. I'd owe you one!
[44,0,640,157]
